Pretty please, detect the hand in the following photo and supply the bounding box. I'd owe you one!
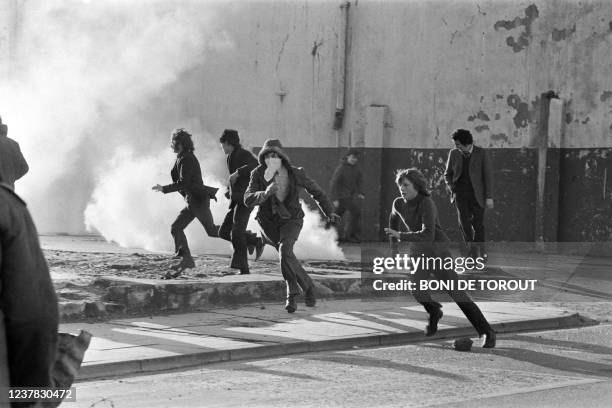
[152,184,163,192]
[357,194,365,200]
[229,172,239,184]
[265,182,278,197]
[330,213,342,225]
[384,228,400,239]
[333,200,340,208]
[486,198,494,209]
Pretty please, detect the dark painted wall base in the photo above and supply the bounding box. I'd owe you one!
[253,147,612,243]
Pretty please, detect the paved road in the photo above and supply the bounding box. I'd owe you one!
[75,324,612,408]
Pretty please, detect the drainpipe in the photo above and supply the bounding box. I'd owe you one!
[333,1,350,145]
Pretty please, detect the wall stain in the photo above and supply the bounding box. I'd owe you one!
[552,24,576,42]
[475,125,490,133]
[491,133,509,143]
[507,94,531,128]
[494,4,539,52]
[495,113,501,120]
[600,91,612,102]
[582,117,591,124]
[467,110,490,122]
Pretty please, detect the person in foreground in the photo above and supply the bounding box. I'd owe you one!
[385,168,496,348]
[218,129,265,275]
[153,128,219,278]
[244,139,340,313]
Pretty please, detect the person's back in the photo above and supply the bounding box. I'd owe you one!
[0,122,29,189]
[0,183,59,390]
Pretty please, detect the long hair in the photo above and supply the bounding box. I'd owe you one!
[172,128,195,152]
[395,168,430,196]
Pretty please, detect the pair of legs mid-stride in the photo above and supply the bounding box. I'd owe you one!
[258,216,315,313]
[411,252,496,348]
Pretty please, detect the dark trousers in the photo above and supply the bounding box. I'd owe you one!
[171,197,219,258]
[454,190,485,256]
[258,217,313,296]
[218,201,260,270]
[6,319,57,389]
[336,197,361,240]
[411,256,492,335]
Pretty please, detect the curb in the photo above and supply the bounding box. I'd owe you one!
[75,312,596,381]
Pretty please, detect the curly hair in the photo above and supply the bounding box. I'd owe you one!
[171,128,195,152]
[451,128,473,146]
[395,168,430,196]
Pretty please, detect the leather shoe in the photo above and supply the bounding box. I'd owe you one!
[304,287,316,307]
[285,295,297,313]
[425,308,443,336]
[254,238,265,261]
[482,329,496,348]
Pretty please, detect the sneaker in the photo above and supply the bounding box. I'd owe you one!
[425,308,443,336]
[285,294,297,313]
[481,329,496,348]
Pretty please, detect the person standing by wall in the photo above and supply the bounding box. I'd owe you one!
[329,148,364,243]
[218,129,265,275]
[0,116,29,190]
[444,129,494,259]
[385,168,495,348]
[244,139,340,313]
[152,128,219,278]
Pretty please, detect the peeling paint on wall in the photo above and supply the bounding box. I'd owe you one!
[551,24,576,42]
[467,110,490,122]
[600,91,612,102]
[475,124,490,133]
[491,133,509,143]
[494,4,539,52]
[507,94,531,128]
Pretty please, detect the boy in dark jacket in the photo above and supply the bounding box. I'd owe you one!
[244,139,340,313]
[329,148,364,243]
[153,129,219,277]
[218,129,265,275]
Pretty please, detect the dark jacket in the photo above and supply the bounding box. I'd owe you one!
[329,158,363,201]
[244,162,334,223]
[226,146,258,202]
[0,132,29,189]
[389,193,450,256]
[1,183,59,389]
[162,151,217,201]
[444,145,493,207]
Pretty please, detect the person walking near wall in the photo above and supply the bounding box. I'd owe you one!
[153,128,219,278]
[385,168,496,348]
[218,129,265,275]
[0,116,29,190]
[329,148,364,243]
[244,139,340,313]
[444,129,494,259]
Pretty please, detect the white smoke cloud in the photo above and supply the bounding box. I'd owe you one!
[1,0,344,261]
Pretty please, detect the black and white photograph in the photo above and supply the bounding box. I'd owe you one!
[1,0,611,407]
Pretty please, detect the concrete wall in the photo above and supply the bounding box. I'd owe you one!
[2,0,611,242]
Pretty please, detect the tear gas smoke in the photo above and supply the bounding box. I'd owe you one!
[1,0,345,260]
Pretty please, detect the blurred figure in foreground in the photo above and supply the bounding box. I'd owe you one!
[0,116,29,190]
